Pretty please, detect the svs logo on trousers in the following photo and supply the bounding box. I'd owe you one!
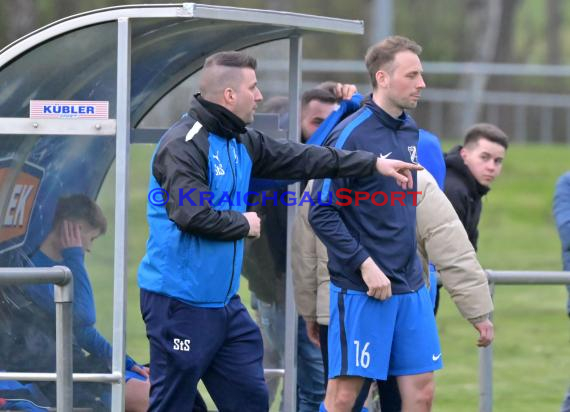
[173,338,191,352]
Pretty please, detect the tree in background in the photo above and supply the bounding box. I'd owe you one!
[547,0,562,65]
[0,0,38,47]
[453,0,505,136]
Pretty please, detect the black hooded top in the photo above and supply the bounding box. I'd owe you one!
[444,145,490,249]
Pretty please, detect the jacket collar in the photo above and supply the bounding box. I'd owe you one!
[364,95,407,130]
[188,94,247,140]
[445,145,490,197]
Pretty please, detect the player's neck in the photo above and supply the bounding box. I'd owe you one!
[372,92,403,119]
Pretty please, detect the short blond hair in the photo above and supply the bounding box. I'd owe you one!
[365,36,422,88]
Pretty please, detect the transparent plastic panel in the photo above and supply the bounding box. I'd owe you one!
[139,39,291,132]
[0,22,118,118]
[0,133,116,410]
[130,18,294,127]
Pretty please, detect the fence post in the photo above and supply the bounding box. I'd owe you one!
[479,281,494,412]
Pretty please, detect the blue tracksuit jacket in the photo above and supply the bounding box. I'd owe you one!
[309,99,424,294]
[137,95,380,307]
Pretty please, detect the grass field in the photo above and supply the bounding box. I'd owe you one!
[86,143,570,411]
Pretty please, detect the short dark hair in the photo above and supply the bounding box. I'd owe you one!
[53,194,107,234]
[315,81,339,97]
[301,88,337,110]
[464,123,509,150]
[204,51,257,70]
[365,36,422,88]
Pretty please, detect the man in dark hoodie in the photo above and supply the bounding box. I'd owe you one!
[444,123,508,249]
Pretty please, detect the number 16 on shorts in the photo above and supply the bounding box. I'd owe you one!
[354,340,371,368]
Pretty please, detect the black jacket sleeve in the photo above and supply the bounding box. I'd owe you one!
[153,133,250,240]
[444,186,468,225]
[244,130,377,180]
[444,183,479,249]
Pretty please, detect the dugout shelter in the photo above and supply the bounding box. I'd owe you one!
[0,3,363,411]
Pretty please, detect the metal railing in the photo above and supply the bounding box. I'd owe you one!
[1,268,567,411]
[0,266,125,411]
[479,270,570,412]
[0,266,74,411]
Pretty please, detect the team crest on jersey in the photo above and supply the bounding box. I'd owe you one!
[408,146,418,164]
[212,151,225,176]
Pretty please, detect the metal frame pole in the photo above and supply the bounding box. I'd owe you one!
[479,282,494,412]
[283,33,302,412]
[54,267,74,412]
[370,0,394,42]
[111,17,131,412]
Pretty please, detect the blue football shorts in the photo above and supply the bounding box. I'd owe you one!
[328,284,442,380]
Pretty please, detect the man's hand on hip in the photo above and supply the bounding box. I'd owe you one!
[360,257,392,300]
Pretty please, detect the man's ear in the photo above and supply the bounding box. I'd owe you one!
[376,70,389,88]
[459,146,469,161]
[223,87,235,105]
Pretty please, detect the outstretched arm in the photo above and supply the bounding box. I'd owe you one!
[247,130,422,187]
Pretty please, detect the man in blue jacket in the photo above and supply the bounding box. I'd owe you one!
[553,171,570,412]
[137,51,421,411]
[310,36,440,412]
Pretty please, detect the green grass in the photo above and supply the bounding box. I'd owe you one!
[86,143,570,411]
[435,143,570,411]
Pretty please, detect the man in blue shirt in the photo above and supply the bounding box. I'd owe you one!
[310,36,440,412]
